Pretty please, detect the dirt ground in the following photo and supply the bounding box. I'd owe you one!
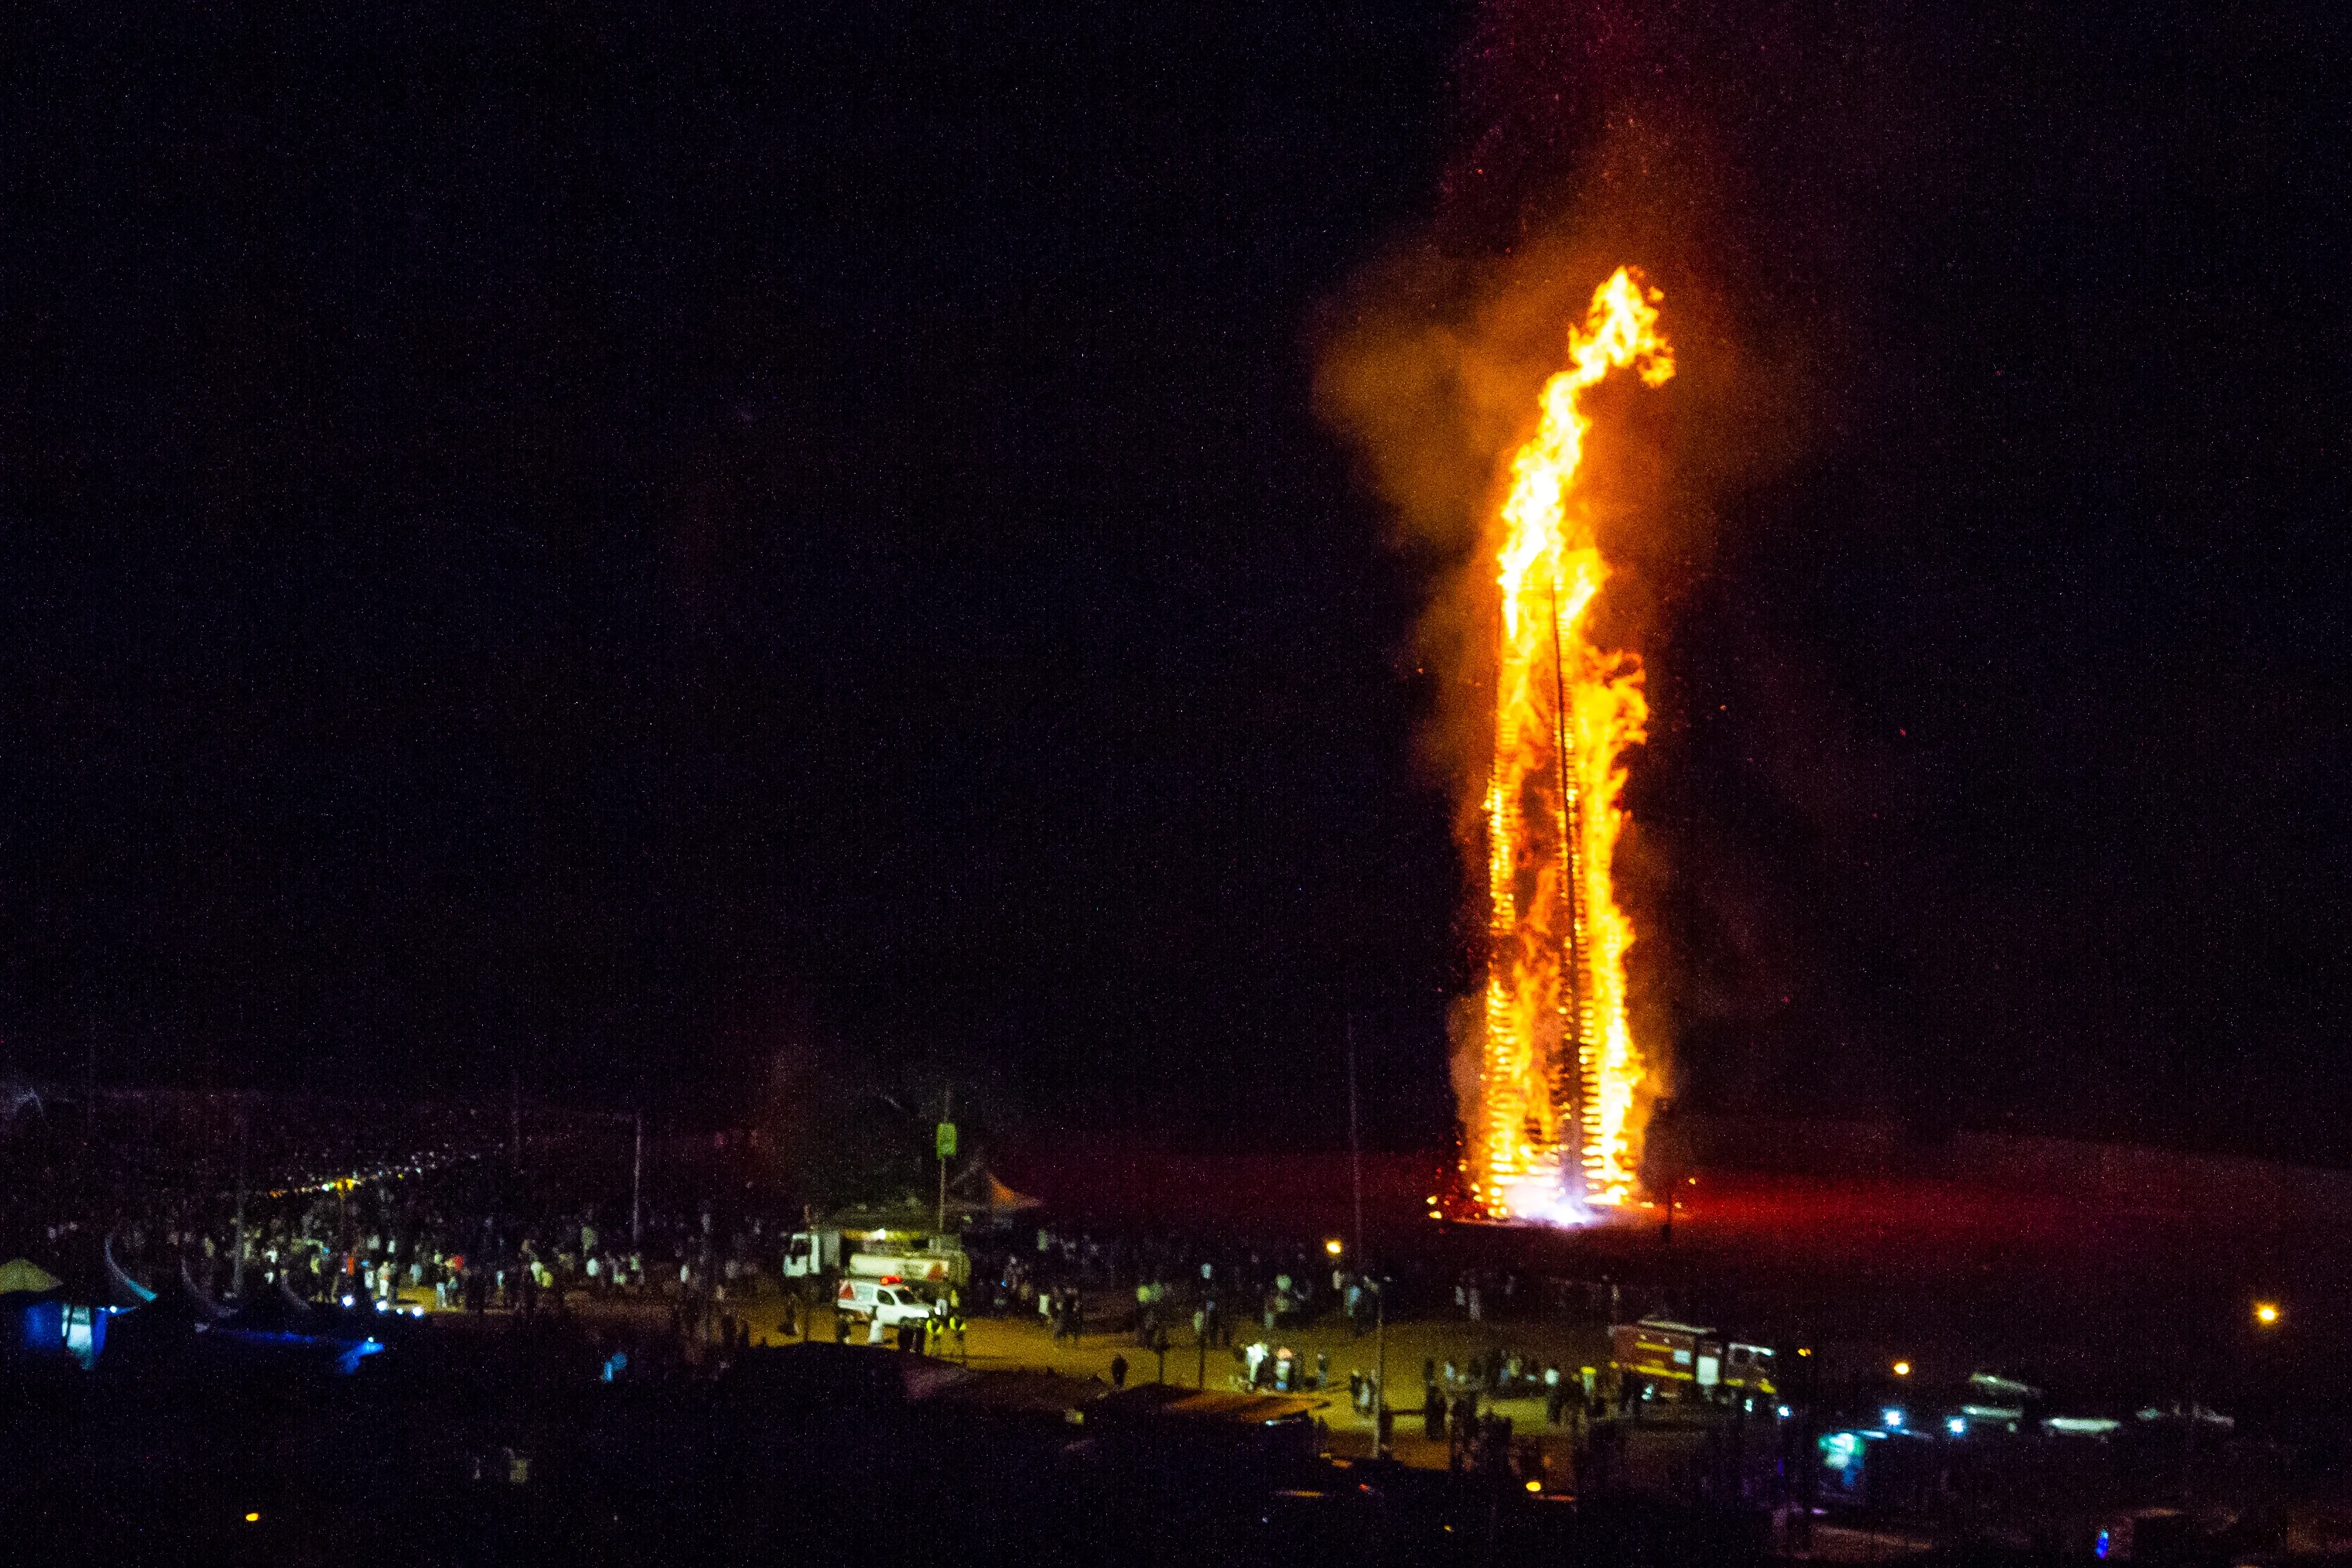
[409,1278,1613,1472]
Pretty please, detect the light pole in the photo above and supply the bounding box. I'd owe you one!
[1374,1278,1391,1459]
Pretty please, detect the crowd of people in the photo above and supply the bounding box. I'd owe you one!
[968,1226,1553,1340]
[3,1100,1647,1465]
[3,1131,802,1357]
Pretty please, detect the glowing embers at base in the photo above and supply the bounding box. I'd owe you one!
[1465,267,1673,1222]
[1492,1162,1596,1228]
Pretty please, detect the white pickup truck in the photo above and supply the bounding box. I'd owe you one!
[834,1278,932,1328]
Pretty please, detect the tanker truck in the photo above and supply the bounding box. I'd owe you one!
[784,1226,968,1289]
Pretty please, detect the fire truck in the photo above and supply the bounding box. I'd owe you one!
[1610,1318,1777,1407]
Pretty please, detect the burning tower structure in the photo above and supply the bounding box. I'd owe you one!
[1466,267,1672,1221]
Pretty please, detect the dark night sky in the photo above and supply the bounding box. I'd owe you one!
[2,1,2346,1159]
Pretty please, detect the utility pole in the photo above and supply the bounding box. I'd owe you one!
[231,1111,250,1298]
[1345,1017,1365,1267]
[935,1087,953,1236]
[1345,1019,1388,1458]
[631,1112,643,1251]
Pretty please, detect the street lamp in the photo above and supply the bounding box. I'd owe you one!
[2254,1301,2281,1328]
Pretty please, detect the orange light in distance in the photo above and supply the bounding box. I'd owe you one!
[2254,1301,2281,1327]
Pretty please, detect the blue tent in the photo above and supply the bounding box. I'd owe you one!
[0,1258,69,1367]
[4,1233,169,1369]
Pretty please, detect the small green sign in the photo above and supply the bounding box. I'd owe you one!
[936,1121,957,1159]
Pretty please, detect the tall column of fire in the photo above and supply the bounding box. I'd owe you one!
[1472,267,1672,1219]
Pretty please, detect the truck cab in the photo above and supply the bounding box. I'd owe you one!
[784,1230,841,1279]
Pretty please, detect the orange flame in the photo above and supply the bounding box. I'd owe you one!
[1472,267,1671,1218]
